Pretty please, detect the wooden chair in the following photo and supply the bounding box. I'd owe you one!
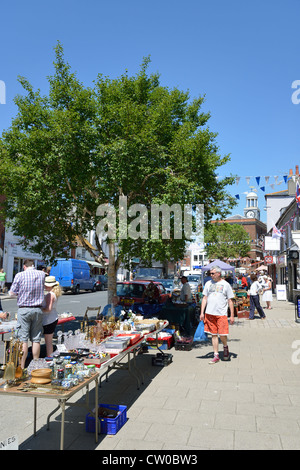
[83,306,101,322]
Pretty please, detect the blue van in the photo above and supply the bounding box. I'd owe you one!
[50,258,96,294]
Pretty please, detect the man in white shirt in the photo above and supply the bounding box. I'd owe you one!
[180,276,192,303]
[200,266,234,364]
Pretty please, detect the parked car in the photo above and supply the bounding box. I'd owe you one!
[152,278,179,295]
[50,258,96,294]
[92,274,108,291]
[186,274,201,295]
[116,280,169,306]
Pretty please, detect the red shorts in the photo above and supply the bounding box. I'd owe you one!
[204,314,229,336]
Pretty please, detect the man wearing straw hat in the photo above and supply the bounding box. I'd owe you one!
[9,259,46,368]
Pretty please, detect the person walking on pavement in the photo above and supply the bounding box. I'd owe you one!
[0,268,6,293]
[248,273,266,320]
[200,266,235,364]
[9,259,46,368]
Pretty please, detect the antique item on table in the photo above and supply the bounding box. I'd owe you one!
[31,368,52,379]
[3,338,16,382]
[30,377,52,385]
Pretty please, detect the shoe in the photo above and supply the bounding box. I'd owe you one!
[223,346,229,361]
[261,316,267,320]
[209,355,220,364]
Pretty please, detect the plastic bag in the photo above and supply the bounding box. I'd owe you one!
[193,320,208,342]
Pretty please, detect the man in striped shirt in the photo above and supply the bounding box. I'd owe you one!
[9,259,46,368]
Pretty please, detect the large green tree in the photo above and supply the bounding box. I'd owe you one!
[0,43,236,299]
[205,222,251,260]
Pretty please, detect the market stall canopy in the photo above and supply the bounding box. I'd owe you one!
[201,259,235,272]
[255,265,268,271]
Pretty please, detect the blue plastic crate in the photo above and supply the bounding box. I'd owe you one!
[86,404,127,435]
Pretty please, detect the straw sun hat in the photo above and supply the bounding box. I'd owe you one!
[45,275,59,287]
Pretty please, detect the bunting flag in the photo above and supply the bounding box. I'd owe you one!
[226,171,297,200]
[296,181,300,208]
[272,225,283,239]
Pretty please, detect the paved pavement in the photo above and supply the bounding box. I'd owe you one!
[1,295,300,450]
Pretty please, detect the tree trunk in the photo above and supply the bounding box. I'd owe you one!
[107,241,126,303]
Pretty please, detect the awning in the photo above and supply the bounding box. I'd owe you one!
[86,260,104,268]
[255,265,268,271]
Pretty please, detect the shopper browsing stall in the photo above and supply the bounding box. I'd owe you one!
[9,259,46,368]
[42,276,62,356]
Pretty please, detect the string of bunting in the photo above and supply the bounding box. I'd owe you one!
[216,173,296,200]
[204,240,254,246]
[275,211,297,235]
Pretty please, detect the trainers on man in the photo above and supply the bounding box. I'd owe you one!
[209,355,220,364]
[223,346,229,361]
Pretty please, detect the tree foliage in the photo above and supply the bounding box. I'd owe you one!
[0,43,237,295]
[204,223,251,260]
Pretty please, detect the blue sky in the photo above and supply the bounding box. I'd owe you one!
[1,0,300,223]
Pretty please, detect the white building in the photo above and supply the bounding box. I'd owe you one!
[3,227,47,284]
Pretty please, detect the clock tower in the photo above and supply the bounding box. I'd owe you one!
[244,190,260,220]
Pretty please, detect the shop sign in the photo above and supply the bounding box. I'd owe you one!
[276,285,287,301]
[0,435,18,450]
[277,255,287,267]
[264,255,273,265]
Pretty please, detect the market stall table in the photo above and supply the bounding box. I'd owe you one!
[0,371,99,450]
[0,320,169,449]
[97,320,169,389]
[56,315,76,331]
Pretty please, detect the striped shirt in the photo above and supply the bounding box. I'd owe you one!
[10,267,46,307]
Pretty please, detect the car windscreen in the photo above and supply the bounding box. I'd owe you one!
[187,276,200,282]
[117,283,145,298]
[157,280,173,288]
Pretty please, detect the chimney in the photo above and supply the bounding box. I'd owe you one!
[288,166,297,195]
